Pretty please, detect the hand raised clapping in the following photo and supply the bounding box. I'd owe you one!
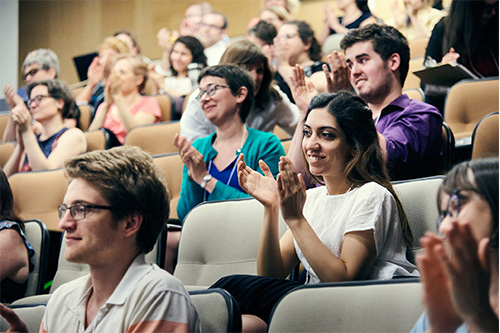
[173,133,208,185]
[277,156,307,223]
[237,154,278,207]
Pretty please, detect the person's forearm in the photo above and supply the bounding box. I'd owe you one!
[20,131,53,171]
[114,97,138,131]
[257,204,287,278]
[4,144,23,177]
[75,83,96,103]
[88,103,110,131]
[2,116,17,142]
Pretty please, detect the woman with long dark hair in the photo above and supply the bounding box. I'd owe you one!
[211,91,418,331]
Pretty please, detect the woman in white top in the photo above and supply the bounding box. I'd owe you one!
[180,39,299,142]
[210,91,418,331]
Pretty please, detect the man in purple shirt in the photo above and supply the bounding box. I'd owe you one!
[287,24,442,181]
[341,24,442,180]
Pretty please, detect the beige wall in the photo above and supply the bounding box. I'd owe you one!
[18,0,450,86]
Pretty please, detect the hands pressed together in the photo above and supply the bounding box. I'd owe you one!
[418,221,497,332]
[174,133,208,185]
[238,154,307,225]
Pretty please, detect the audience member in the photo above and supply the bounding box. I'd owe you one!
[16,49,59,101]
[264,0,300,15]
[424,0,499,112]
[411,157,499,332]
[258,6,289,31]
[180,39,299,142]
[3,49,60,142]
[4,79,86,177]
[175,64,285,222]
[318,0,377,45]
[179,2,212,37]
[151,36,207,119]
[247,20,277,51]
[89,54,161,146]
[0,169,35,304]
[113,30,141,56]
[0,146,201,331]
[290,24,442,181]
[387,0,444,40]
[197,10,228,66]
[75,37,130,119]
[211,92,418,331]
[274,20,328,103]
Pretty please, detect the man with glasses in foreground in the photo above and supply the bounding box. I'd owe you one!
[1,146,200,332]
[197,10,228,66]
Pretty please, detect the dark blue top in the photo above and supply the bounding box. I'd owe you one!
[329,12,373,34]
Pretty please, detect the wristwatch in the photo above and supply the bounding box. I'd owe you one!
[200,174,212,189]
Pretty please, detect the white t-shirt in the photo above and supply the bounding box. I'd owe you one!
[180,86,300,141]
[296,182,418,284]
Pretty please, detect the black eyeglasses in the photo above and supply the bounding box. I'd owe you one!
[22,68,40,81]
[200,22,224,30]
[27,95,52,108]
[58,203,113,221]
[196,84,230,101]
[438,189,462,225]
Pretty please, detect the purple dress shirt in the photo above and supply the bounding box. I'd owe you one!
[377,94,443,180]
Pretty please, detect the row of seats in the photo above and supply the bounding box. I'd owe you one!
[5,174,443,331]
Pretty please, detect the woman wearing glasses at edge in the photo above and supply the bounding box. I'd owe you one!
[180,39,299,142]
[411,158,499,333]
[4,79,86,177]
[210,91,418,331]
[174,64,285,223]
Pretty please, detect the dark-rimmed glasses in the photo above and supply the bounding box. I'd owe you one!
[58,203,113,221]
[196,84,230,101]
[438,189,462,225]
[23,68,40,81]
[27,95,52,108]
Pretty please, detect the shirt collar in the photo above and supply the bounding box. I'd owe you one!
[383,94,410,113]
[105,254,152,305]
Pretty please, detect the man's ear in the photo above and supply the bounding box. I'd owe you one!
[478,237,491,271]
[122,213,143,238]
[388,53,401,73]
[48,68,57,79]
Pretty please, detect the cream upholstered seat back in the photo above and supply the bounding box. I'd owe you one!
[174,198,288,287]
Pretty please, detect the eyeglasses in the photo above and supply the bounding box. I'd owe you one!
[200,22,224,30]
[27,95,52,108]
[23,68,40,81]
[58,203,113,221]
[276,33,299,41]
[438,189,462,225]
[196,84,230,101]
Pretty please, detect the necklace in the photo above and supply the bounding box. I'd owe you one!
[204,126,248,201]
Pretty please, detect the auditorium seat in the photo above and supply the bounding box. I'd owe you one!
[124,121,180,155]
[174,198,288,288]
[268,278,423,332]
[471,112,499,159]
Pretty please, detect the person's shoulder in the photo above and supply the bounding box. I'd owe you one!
[247,127,281,144]
[49,274,89,302]
[403,96,441,116]
[355,182,392,199]
[141,265,191,295]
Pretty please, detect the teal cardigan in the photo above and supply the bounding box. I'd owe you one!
[177,127,285,223]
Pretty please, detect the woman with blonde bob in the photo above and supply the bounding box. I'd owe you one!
[211,91,418,331]
[89,54,161,145]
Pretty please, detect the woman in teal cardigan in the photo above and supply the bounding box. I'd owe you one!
[175,64,285,223]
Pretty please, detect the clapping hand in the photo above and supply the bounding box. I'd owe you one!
[237,154,278,207]
[324,51,351,92]
[277,156,306,223]
[173,133,207,185]
[289,64,318,113]
[10,104,32,134]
